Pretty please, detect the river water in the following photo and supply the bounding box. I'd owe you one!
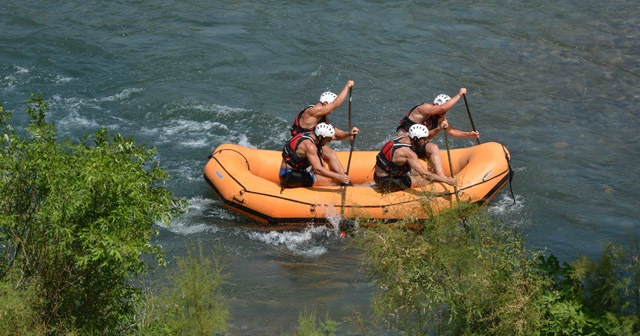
[2,0,639,334]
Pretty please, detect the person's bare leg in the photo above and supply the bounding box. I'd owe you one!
[321,145,346,175]
[313,175,334,186]
[425,142,447,178]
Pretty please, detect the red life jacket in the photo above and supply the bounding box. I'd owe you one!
[282,132,322,170]
[375,136,412,176]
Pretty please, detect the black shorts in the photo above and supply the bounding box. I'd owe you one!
[279,169,315,188]
[374,174,412,193]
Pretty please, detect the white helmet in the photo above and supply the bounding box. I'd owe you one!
[319,91,337,104]
[433,94,451,105]
[409,124,429,140]
[314,122,335,139]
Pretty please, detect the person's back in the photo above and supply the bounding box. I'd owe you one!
[280,123,352,188]
[393,89,479,179]
[374,136,414,192]
[396,104,441,135]
[286,81,360,186]
[375,124,455,193]
[290,104,326,137]
[280,131,318,188]
[290,81,354,136]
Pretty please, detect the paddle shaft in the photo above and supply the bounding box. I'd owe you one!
[346,137,355,174]
[345,87,354,174]
[348,87,352,129]
[462,93,480,145]
[443,129,460,203]
[341,87,353,218]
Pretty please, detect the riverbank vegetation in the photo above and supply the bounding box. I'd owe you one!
[0,95,186,334]
[135,243,229,335]
[2,96,640,335]
[351,204,640,335]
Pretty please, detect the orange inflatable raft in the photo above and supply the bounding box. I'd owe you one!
[204,142,513,227]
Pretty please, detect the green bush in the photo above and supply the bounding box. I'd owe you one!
[354,203,640,335]
[355,206,538,334]
[0,95,186,334]
[281,307,339,336]
[0,271,48,336]
[135,242,230,335]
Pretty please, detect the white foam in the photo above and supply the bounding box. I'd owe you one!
[55,74,74,84]
[50,92,139,134]
[163,160,205,182]
[488,193,524,214]
[140,118,261,150]
[14,65,29,74]
[236,133,255,148]
[311,65,322,77]
[2,66,30,90]
[92,88,143,103]
[50,88,143,117]
[166,119,222,136]
[188,195,217,211]
[159,219,220,235]
[181,138,210,148]
[177,102,247,116]
[51,95,101,131]
[156,196,224,235]
[245,225,336,257]
[146,101,285,150]
[1,77,16,91]
[184,196,237,221]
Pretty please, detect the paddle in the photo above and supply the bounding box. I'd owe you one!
[345,87,355,174]
[340,87,356,234]
[443,128,460,203]
[462,93,480,145]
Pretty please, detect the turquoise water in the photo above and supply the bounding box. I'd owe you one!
[2,0,639,333]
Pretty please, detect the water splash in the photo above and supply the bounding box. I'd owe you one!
[159,220,220,236]
[487,193,528,230]
[487,193,525,216]
[2,65,30,91]
[321,203,360,235]
[156,196,226,235]
[54,74,73,84]
[245,225,344,257]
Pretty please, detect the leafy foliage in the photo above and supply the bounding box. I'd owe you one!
[136,242,230,335]
[281,307,339,336]
[354,202,640,335]
[0,271,47,336]
[572,237,640,317]
[0,95,187,334]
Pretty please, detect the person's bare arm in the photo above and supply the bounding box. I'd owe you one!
[303,80,355,120]
[329,80,354,111]
[397,147,455,185]
[333,126,359,141]
[444,126,479,139]
[301,141,350,184]
[439,87,466,111]
[415,103,445,119]
[441,119,479,139]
